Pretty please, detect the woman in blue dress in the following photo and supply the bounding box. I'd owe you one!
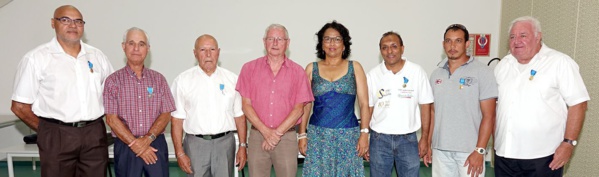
[299,21,371,177]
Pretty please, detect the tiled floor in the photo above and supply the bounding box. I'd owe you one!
[0,161,495,177]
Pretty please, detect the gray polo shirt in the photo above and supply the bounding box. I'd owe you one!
[429,56,497,153]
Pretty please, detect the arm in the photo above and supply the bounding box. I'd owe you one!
[464,98,496,177]
[298,63,314,156]
[418,103,432,159]
[234,115,248,170]
[11,101,39,131]
[171,117,192,174]
[550,101,588,170]
[353,61,371,158]
[423,103,435,167]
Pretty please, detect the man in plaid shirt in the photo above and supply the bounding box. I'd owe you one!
[103,27,176,177]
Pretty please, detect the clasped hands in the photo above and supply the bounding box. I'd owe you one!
[261,128,284,151]
[129,136,158,165]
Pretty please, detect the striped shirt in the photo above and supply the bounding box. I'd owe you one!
[103,66,175,136]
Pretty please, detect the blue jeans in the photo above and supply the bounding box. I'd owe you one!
[369,130,420,177]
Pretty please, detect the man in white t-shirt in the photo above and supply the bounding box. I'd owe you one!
[367,31,434,177]
[494,16,590,177]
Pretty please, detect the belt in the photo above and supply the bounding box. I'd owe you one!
[194,131,233,140]
[251,126,296,132]
[39,116,103,128]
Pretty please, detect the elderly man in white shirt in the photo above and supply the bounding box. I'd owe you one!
[494,16,590,177]
[171,34,247,177]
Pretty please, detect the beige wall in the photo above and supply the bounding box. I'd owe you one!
[500,0,598,176]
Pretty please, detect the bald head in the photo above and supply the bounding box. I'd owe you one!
[195,34,218,49]
[54,5,82,18]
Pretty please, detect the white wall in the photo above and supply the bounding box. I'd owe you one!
[0,0,502,115]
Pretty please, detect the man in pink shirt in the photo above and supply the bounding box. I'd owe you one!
[236,24,314,177]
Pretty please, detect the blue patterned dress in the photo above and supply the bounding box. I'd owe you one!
[302,61,365,177]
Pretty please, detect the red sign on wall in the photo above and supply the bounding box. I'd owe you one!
[473,34,491,56]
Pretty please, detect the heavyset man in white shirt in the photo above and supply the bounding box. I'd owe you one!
[11,5,114,177]
[494,16,590,177]
[171,34,247,177]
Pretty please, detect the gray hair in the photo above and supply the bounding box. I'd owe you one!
[122,27,150,46]
[263,24,289,39]
[508,16,542,38]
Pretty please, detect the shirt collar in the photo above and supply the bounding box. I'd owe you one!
[197,66,220,77]
[438,56,475,69]
[263,55,290,68]
[49,37,87,57]
[125,65,148,78]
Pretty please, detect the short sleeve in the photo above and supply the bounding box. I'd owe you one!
[12,55,40,104]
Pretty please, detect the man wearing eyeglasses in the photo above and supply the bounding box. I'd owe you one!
[11,5,114,177]
[103,27,175,177]
[236,24,314,177]
[427,24,497,177]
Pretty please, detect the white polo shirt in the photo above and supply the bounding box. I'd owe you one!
[12,37,114,122]
[171,66,243,135]
[494,44,590,159]
[367,58,434,134]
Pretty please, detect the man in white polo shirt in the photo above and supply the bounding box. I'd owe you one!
[367,31,434,176]
[494,16,589,176]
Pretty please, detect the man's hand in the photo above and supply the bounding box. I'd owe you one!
[260,128,282,147]
[236,146,247,171]
[137,146,158,165]
[549,143,574,170]
[423,148,432,167]
[464,151,484,177]
[356,134,369,157]
[298,138,308,156]
[129,137,152,156]
[418,139,429,159]
[176,153,193,174]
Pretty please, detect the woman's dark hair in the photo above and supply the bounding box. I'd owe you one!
[316,20,352,59]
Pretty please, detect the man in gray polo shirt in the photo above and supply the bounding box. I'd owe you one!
[427,24,497,177]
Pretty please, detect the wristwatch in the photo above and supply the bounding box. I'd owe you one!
[148,133,156,141]
[239,143,248,148]
[475,147,487,155]
[360,128,369,134]
[563,139,577,146]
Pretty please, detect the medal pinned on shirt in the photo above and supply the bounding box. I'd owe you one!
[88,61,94,73]
[402,77,409,88]
[529,69,537,80]
[147,87,153,98]
[459,78,465,89]
[219,84,225,95]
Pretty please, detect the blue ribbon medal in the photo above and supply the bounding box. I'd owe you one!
[529,69,537,80]
[88,61,94,73]
[459,78,465,89]
[403,77,409,88]
[147,87,153,98]
[219,84,225,95]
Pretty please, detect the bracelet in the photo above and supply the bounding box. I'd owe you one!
[239,143,248,148]
[297,133,307,139]
[176,153,185,158]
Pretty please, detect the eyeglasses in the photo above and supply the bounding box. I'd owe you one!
[264,37,288,43]
[323,36,343,43]
[54,17,86,26]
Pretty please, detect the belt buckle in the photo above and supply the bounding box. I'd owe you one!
[74,122,87,127]
[204,135,213,140]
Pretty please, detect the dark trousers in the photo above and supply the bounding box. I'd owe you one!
[495,153,563,177]
[114,134,169,177]
[37,118,108,177]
